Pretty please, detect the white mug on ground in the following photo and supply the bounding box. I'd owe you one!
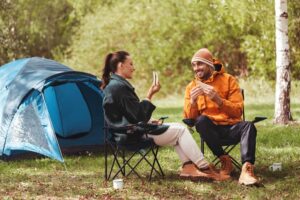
[269,163,282,171]
[113,179,124,189]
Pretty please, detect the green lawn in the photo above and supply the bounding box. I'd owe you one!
[1,103,300,199]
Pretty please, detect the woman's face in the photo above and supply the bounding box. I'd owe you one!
[119,56,135,79]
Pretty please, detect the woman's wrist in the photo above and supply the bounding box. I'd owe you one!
[146,94,152,101]
[146,90,154,100]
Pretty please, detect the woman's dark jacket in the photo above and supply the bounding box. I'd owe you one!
[103,74,156,128]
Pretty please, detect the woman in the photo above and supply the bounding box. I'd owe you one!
[101,51,228,181]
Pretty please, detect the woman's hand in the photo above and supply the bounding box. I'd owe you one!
[146,81,161,101]
[150,119,163,125]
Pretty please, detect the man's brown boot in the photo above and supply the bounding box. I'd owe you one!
[219,155,233,176]
[238,162,259,185]
[180,162,230,181]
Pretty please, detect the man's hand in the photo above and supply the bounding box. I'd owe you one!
[190,87,204,105]
[201,86,223,107]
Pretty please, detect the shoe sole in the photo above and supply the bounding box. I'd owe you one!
[220,169,234,176]
[238,180,259,186]
[179,174,214,182]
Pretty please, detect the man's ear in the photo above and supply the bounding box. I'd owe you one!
[207,65,213,72]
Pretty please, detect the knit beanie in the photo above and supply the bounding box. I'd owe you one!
[191,48,215,70]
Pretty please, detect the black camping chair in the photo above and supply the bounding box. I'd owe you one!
[104,117,168,181]
[183,89,267,170]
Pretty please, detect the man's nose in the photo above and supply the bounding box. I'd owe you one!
[195,64,203,69]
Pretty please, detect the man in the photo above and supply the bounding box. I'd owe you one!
[183,48,258,185]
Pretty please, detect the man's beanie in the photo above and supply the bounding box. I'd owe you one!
[191,48,215,70]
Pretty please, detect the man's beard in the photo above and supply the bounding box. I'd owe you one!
[195,70,211,80]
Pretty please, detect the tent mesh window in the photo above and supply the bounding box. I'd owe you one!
[8,104,50,151]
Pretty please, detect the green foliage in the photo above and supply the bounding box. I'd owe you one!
[0,0,77,65]
[289,0,300,78]
[1,0,300,96]
[64,0,208,95]
[62,0,300,95]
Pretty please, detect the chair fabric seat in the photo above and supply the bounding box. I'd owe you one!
[110,135,155,151]
[219,139,239,146]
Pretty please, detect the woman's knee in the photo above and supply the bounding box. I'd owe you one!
[167,122,187,137]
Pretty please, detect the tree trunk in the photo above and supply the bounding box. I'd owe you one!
[274,0,292,124]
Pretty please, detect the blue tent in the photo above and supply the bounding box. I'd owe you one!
[0,57,104,162]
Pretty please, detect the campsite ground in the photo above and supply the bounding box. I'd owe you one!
[1,82,300,199]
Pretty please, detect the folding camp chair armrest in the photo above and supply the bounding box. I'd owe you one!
[158,116,168,124]
[137,122,158,128]
[103,124,140,137]
[252,116,267,124]
[182,118,196,127]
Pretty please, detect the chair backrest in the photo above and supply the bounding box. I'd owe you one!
[241,88,245,121]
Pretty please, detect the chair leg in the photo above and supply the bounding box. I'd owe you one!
[153,146,164,177]
[105,143,164,181]
[122,149,126,176]
[201,138,205,154]
[140,148,164,178]
[125,148,153,178]
[105,139,108,180]
[124,147,163,180]
[229,155,242,170]
[107,143,131,180]
[113,151,143,180]
[149,146,164,181]
[212,145,242,171]
[149,148,155,181]
[108,144,121,180]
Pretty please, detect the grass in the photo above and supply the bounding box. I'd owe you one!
[1,101,300,199]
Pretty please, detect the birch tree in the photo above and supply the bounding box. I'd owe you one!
[274,0,292,124]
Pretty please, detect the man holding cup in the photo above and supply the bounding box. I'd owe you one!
[183,48,259,186]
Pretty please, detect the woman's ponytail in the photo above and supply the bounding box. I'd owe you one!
[101,53,113,89]
[101,51,129,89]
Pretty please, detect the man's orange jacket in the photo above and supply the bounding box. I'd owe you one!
[184,65,243,125]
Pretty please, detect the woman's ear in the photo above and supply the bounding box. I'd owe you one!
[117,62,122,70]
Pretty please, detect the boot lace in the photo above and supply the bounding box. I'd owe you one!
[246,164,255,177]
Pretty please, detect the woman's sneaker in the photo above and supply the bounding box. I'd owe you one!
[180,162,230,181]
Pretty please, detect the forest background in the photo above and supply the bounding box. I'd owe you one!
[1,1,300,199]
[1,0,300,101]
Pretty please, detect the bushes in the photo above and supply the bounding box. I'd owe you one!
[0,0,77,65]
[63,0,281,95]
[1,0,300,96]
